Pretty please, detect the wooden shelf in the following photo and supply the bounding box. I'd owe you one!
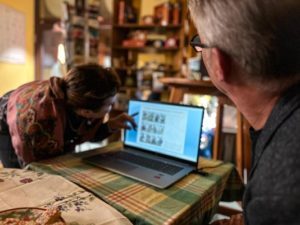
[99,24,113,30]
[159,77,222,96]
[160,77,215,87]
[115,67,179,74]
[113,46,179,52]
[113,24,182,29]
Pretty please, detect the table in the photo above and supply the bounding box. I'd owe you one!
[27,142,244,225]
[0,168,132,225]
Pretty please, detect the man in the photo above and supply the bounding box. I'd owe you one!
[188,0,300,225]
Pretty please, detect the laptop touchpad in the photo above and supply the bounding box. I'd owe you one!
[113,159,138,171]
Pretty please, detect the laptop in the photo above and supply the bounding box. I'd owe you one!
[83,100,204,189]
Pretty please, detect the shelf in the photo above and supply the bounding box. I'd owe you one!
[115,67,179,74]
[159,77,223,97]
[113,24,182,30]
[99,24,113,30]
[113,46,179,52]
[160,77,215,87]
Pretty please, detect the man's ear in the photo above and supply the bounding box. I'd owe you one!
[210,48,231,82]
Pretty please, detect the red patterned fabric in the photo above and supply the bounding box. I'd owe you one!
[6,77,103,165]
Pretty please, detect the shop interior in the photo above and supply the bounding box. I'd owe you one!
[28,0,249,174]
[0,0,248,223]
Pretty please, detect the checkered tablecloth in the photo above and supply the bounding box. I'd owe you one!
[28,142,244,225]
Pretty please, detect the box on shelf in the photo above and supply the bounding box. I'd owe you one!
[118,0,125,24]
[172,3,181,25]
[122,39,146,47]
[154,2,172,26]
[118,0,138,24]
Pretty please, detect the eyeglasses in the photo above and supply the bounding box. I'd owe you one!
[190,34,211,52]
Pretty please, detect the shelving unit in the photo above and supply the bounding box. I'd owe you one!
[63,1,101,68]
[113,46,179,51]
[111,0,187,102]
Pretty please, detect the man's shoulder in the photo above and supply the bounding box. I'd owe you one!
[250,104,300,188]
[272,105,300,142]
[260,89,300,151]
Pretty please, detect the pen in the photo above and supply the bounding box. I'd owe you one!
[130,112,139,117]
[129,112,138,130]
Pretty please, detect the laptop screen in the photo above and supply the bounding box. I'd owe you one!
[124,100,204,163]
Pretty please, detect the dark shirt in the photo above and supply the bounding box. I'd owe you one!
[244,83,300,225]
[249,128,261,168]
[64,107,111,151]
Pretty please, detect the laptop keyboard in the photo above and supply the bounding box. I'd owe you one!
[116,151,183,175]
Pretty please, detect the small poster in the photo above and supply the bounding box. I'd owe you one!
[0,3,26,64]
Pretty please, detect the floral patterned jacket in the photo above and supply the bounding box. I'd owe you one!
[5,77,110,166]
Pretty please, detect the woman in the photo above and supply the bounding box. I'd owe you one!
[0,64,136,168]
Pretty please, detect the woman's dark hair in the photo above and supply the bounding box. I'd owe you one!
[63,64,121,111]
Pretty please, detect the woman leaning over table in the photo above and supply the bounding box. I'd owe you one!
[0,64,136,168]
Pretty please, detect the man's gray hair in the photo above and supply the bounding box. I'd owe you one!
[188,0,300,87]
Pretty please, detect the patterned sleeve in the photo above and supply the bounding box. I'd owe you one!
[6,82,66,165]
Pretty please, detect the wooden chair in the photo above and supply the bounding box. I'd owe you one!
[160,78,249,223]
[211,97,248,224]
[213,96,251,180]
[160,77,251,180]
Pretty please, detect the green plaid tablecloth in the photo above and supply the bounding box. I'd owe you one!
[28,142,244,225]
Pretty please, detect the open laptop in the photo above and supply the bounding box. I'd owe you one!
[83,100,204,189]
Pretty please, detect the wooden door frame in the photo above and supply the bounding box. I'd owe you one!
[34,0,60,80]
[34,0,41,80]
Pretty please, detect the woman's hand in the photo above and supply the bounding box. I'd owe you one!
[107,113,137,132]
